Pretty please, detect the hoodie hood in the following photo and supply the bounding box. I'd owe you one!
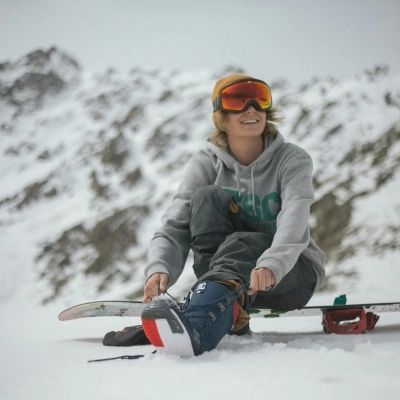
[204,132,285,213]
[205,131,285,170]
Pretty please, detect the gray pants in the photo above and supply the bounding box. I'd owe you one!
[190,186,317,311]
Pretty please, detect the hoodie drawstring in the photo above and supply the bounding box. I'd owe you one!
[232,162,258,216]
[233,162,242,195]
[250,163,257,215]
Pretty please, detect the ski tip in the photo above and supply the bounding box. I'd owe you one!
[58,311,72,321]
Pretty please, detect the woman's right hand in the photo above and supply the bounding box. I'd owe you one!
[142,273,170,303]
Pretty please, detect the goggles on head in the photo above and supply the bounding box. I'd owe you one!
[213,79,272,113]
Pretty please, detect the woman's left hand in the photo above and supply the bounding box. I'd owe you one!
[248,268,275,295]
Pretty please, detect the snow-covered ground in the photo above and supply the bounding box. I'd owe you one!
[1,289,399,400]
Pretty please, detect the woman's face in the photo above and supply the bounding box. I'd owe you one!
[224,105,267,140]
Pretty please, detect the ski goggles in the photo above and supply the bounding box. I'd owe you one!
[213,79,272,113]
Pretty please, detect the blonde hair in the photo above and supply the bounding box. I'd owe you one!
[210,74,283,148]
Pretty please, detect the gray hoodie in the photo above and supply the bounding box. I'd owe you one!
[146,132,326,292]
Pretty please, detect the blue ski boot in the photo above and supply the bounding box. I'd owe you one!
[141,281,238,357]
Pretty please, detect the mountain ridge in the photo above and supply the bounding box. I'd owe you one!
[1,47,399,305]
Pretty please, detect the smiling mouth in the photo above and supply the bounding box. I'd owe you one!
[241,119,259,124]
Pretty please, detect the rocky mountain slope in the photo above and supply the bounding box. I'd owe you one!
[1,48,399,305]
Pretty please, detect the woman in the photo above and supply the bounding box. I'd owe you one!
[141,74,326,357]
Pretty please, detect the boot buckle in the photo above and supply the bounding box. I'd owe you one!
[208,311,217,321]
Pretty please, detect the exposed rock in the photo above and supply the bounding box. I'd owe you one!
[17,180,48,209]
[146,126,172,159]
[145,116,189,160]
[90,171,109,198]
[364,65,389,82]
[291,108,310,135]
[159,90,173,102]
[38,150,50,160]
[325,124,343,138]
[36,204,149,303]
[117,105,144,129]
[101,132,129,169]
[310,192,354,259]
[122,168,142,187]
[0,47,80,113]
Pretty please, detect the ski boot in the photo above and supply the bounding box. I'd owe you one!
[141,281,238,357]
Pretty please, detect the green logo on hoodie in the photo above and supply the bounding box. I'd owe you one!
[224,189,281,225]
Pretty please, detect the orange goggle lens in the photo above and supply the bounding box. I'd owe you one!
[213,79,272,113]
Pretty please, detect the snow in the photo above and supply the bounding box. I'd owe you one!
[1,59,400,304]
[1,53,400,399]
[1,292,400,400]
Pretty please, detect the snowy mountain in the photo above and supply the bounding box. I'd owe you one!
[1,47,399,306]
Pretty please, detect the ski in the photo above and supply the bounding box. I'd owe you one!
[59,300,400,321]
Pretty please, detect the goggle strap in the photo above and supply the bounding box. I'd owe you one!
[213,97,221,113]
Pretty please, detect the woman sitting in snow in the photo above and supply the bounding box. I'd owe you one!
[141,74,326,356]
